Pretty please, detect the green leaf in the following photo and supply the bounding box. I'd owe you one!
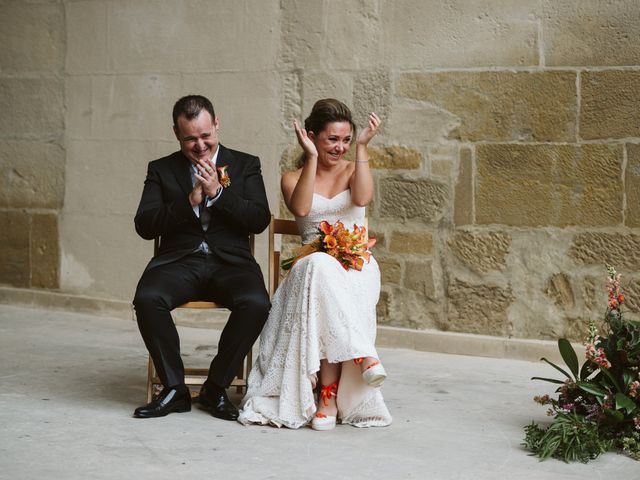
[531,376,565,385]
[541,357,573,380]
[598,366,623,393]
[624,371,635,388]
[614,393,637,414]
[577,382,607,397]
[605,409,625,422]
[558,338,579,379]
[579,361,594,381]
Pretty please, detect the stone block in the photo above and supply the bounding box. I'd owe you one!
[277,196,294,221]
[109,0,245,72]
[282,71,302,130]
[404,260,435,299]
[542,0,640,66]
[545,273,575,310]
[353,69,391,130]
[369,146,420,170]
[325,0,383,69]
[447,231,510,274]
[59,212,149,300]
[582,276,599,311]
[64,140,154,215]
[376,286,438,330]
[384,0,539,68]
[569,233,640,270]
[397,71,577,142]
[429,144,458,158]
[65,76,93,139]
[0,210,29,287]
[623,278,640,315]
[431,159,453,178]
[183,72,282,146]
[389,231,433,255]
[376,289,390,320]
[0,141,65,209]
[445,280,514,336]
[30,212,59,289]
[0,78,63,137]
[91,74,182,141]
[65,1,107,74]
[626,144,640,228]
[279,0,326,69]
[0,3,63,72]
[365,222,383,247]
[475,144,623,227]
[243,0,281,70]
[377,256,401,285]
[301,72,353,118]
[279,145,303,174]
[386,98,459,145]
[580,71,640,140]
[379,176,447,223]
[453,147,473,226]
[562,317,591,343]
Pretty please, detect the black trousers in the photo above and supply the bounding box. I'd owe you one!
[133,252,270,389]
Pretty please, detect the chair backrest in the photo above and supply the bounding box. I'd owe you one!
[268,216,300,297]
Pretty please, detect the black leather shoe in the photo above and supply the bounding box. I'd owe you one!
[197,383,239,421]
[133,386,191,418]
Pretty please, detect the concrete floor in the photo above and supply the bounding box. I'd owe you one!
[0,304,637,479]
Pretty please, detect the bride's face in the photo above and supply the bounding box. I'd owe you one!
[310,121,352,166]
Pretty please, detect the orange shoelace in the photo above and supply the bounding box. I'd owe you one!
[354,358,381,370]
[319,382,338,407]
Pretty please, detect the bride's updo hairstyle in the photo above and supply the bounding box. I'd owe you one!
[304,98,356,139]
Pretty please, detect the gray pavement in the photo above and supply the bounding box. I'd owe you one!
[0,304,637,479]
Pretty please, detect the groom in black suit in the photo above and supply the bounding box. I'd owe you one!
[132,95,271,420]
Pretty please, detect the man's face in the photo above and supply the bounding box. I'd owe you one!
[173,110,220,165]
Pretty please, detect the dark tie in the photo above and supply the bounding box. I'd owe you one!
[200,197,211,231]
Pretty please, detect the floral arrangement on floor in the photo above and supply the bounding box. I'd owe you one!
[523,266,640,462]
[281,220,376,272]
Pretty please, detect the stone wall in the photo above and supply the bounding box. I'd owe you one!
[0,1,64,290]
[1,0,639,342]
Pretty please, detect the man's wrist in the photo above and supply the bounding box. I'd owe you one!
[206,186,223,207]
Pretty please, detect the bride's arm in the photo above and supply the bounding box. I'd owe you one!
[283,120,318,217]
[349,112,380,206]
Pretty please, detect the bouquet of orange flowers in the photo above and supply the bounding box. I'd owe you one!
[281,220,376,272]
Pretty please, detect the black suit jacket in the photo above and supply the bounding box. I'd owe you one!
[134,145,270,276]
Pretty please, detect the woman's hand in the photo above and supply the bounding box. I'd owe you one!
[356,112,381,146]
[294,120,318,158]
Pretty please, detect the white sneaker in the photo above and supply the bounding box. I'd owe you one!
[311,413,337,431]
[362,362,387,387]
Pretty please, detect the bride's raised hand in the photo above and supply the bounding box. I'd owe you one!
[356,112,381,146]
[293,120,318,158]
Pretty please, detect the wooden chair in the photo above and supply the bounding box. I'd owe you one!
[145,236,254,402]
[268,216,300,297]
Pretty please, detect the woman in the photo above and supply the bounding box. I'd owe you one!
[238,99,391,430]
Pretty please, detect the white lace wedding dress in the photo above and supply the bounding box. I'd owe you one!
[238,190,392,429]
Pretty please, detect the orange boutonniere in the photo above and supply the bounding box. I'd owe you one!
[217,165,231,188]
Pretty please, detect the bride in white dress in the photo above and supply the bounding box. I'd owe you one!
[238,99,392,430]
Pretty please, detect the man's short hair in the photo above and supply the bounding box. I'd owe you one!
[172,95,216,128]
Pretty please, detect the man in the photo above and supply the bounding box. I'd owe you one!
[132,95,271,420]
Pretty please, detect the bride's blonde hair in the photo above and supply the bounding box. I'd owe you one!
[297,99,356,167]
